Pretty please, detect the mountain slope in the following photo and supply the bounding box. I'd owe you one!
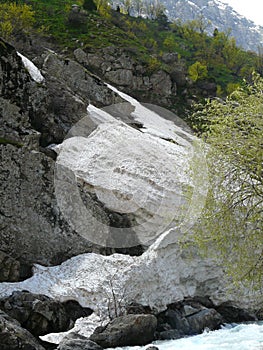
[162,0,263,52]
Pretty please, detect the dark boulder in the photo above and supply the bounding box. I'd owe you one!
[57,332,102,350]
[0,309,45,350]
[90,314,157,348]
[63,300,93,326]
[216,302,257,323]
[156,300,224,339]
[158,329,181,340]
[187,308,223,334]
[0,291,91,336]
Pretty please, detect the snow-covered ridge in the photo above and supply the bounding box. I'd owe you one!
[160,0,263,51]
[17,52,45,83]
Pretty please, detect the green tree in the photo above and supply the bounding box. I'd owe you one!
[192,73,263,290]
[188,61,208,82]
[0,2,35,40]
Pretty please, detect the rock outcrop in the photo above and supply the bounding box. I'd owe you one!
[90,314,157,348]
[0,291,92,336]
[57,333,103,350]
[157,301,224,339]
[0,38,126,268]
[0,310,45,350]
[74,47,177,106]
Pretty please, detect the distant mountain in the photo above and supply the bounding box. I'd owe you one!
[161,0,263,52]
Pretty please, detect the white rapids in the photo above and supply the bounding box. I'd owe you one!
[109,322,263,350]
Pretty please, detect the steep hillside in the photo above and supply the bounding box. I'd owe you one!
[162,0,263,52]
[2,0,261,108]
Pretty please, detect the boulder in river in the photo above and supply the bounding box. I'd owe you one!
[90,314,157,348]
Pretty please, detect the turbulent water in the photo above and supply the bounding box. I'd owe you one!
[110,323,263,350]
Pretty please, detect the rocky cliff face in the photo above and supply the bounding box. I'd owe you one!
[0,39,124,272]
[162,0,263,52]
[0,37,262,348]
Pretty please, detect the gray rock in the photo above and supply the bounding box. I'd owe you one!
[0,309,45,350]
[58,333,103,350]
[43,52,123,107]
[187,308,224,334]
[0,251,20,282]
[170,67,187,87]
[90,314,157,348]
[105,69,134,87]
[161,52,179,64]
[150,70,172,96]
[158,329,181,340]
[216,302,257,323]
[0,291,70,336]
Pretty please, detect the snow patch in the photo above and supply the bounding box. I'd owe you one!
[17,52,44,83]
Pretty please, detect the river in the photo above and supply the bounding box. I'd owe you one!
[109,322,263,350]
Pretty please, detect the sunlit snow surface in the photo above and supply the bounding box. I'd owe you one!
[17,52,44,83]
[109,323,263,350]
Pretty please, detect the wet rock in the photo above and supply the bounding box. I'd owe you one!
[90,314,157,348]
[216,302,258,323]
[57,333,103,350]
[187,308,223,334]
[158,329,181,340]
[156,300,224,339]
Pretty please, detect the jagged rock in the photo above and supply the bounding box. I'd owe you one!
[90,314,157,348]
[0,251,20,282]
[105,69,134,87]
[170,66,187,87]
[0,251,32,282]
[42,52,123,107]
[57,333,103,350]
[63,300,93,325]
[0,291,93,336]
[216,302,257,323]
[74,47,176,105]
[156,300,224,339]
[186,308,223,334]
[150,70,172,96]
[0,310,45,350]
[0,291,70,336]
[0,39,133,266]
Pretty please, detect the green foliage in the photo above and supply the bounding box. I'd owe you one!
[163,34,176,51]
[192,74,263,290]
[226,82,240,95]
[0,2,35,39]
[188,61,208,82]
[7,0,259,98]
[147,56,161,73]
[83,0,97,11]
